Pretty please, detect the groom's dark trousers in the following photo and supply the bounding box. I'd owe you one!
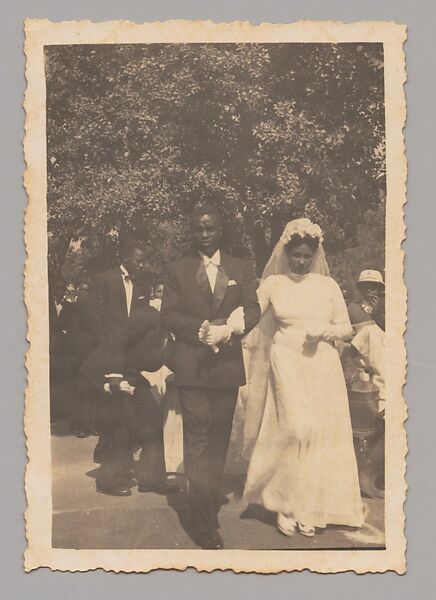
[161,251,260,535]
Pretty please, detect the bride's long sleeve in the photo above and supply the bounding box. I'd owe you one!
[323,279,353,342]
[256,276,274,316]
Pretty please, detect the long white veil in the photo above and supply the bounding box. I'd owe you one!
[241,218,329,458]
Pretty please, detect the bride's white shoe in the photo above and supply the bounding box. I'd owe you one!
[297,521,316,537]
[276,513,297,536]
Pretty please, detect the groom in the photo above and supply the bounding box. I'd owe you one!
[161,205,260,549]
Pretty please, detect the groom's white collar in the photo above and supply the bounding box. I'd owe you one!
[199,249,221,266]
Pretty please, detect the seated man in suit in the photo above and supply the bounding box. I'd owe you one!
[161,204,261,549]
[80,305,175,497]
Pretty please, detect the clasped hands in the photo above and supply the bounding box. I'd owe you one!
[197,306,246,351]
[304,325,337,344]
[198,321,232,352]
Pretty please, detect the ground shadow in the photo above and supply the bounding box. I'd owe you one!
[51,420,75,437]
[166,473,245,547]
[85,466,100,479]
[239,503,277,527]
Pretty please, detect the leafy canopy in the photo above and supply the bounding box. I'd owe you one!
[46,43,385,281]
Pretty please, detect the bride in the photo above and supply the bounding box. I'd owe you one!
[242,219,364,537]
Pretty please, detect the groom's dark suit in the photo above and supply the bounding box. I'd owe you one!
[161,251,260,535]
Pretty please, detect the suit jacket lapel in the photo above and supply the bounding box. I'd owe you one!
[194,257,214,304]
[211,255,230,316]
[131,282,139,311]
[115,269,129,318]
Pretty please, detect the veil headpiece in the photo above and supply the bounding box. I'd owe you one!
[241,218,329,457]
[261,218,328,279]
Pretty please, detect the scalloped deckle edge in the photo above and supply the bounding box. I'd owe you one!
[23,18,407,574]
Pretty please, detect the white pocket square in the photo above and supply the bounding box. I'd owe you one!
[228,280,238,286]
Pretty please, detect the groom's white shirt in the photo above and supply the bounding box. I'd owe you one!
[199,249,221,293]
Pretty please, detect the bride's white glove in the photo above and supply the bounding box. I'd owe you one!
[305,323,350,344]
[304,325,325,343]
[321,323,353,343]
[321,328,338,343]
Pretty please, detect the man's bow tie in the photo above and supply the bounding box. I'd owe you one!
[204,257,220,267]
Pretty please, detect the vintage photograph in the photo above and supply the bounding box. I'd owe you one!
[24,20,406,573]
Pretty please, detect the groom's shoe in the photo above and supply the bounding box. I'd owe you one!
[197,530,224,550]
[96,482,132,497]
[138,481,179,495]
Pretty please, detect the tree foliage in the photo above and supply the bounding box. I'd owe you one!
[46,43,385,280]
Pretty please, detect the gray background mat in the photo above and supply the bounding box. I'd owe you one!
[1,0,435,597]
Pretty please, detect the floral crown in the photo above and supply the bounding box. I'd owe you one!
[280,218,323,244]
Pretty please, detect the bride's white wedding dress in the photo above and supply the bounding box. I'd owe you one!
[243,272,364,529]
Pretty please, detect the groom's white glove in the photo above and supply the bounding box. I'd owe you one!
[206,324,232,346]
[198,320,220,353]
[198,320,211,345]
[198,307,245,352]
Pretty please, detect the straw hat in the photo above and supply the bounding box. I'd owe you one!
[356,270,385,288]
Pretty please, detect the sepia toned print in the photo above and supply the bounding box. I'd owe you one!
[24,19,407,573]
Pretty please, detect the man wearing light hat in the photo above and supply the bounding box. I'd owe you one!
[347,269,385,330]
[345,271,386,498]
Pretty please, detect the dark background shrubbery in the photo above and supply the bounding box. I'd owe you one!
[46,43,385,296]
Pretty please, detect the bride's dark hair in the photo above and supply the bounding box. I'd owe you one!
[285,233,320,253]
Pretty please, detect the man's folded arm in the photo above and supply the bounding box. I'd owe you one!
[161,263,204,344]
